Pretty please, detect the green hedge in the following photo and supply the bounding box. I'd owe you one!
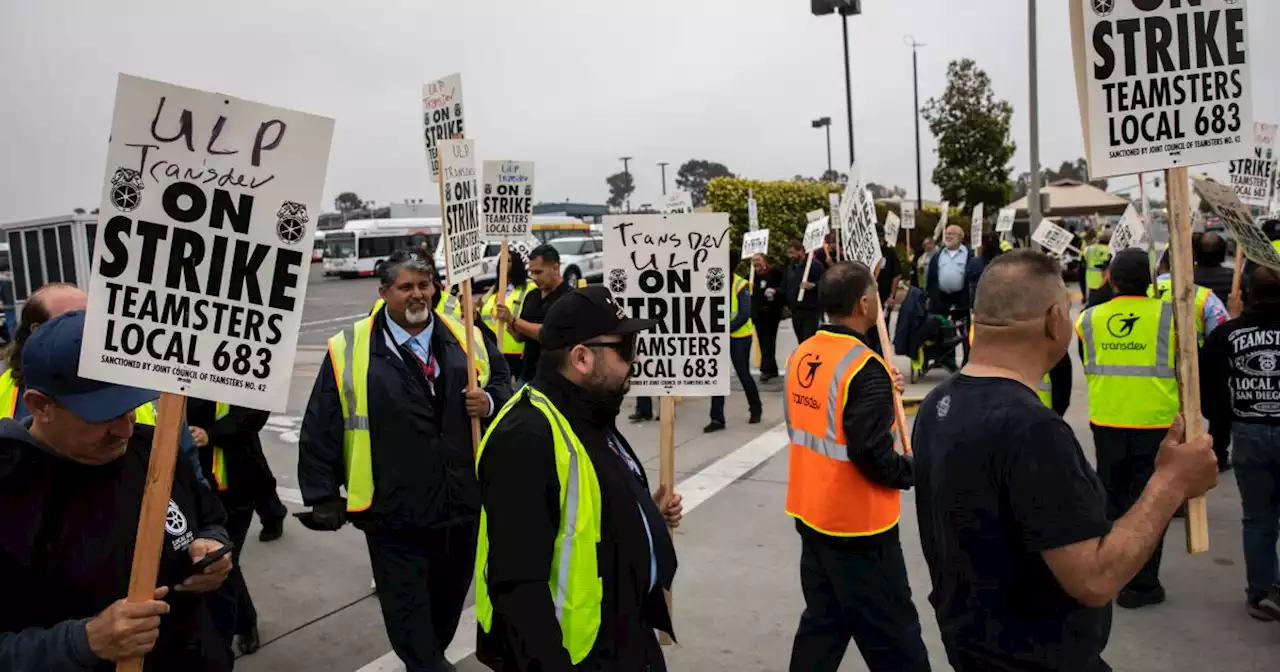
[707,178,975,273]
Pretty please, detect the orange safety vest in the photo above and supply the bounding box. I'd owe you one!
[784,330,901,537]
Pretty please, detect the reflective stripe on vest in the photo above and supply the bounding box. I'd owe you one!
[1085,244,1111,290]
[329,319,375,512]
[0,369,19,418]
[1077,297,1178,428]
[783,331,902,537]
[1148,278,1209,344]
[1037,375,1052,408]
[481,282,534,356]
[475,385,603,664]
[730,274,754,339]
[209,402,231,492]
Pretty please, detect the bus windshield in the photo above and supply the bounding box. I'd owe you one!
[327,235,357,259]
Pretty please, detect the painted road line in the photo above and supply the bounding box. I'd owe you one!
[300,313,368,328]
[352,421,792,672]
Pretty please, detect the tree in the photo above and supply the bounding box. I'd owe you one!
[334,191,362,213]
[605,172,635,209]
[73,207,86,215]
[675,160,735,207]
[922,59,1017,212]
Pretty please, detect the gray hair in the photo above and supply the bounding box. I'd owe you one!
[379,249,435,287]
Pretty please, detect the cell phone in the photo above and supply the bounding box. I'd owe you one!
[185,543,234,578]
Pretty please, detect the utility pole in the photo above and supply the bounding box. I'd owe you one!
[841,14,856,166]
[619,156,633,213]
[1027,0,1043,231]
[812,117,833,177]
[658,162,669,196]
[905,36,926,214]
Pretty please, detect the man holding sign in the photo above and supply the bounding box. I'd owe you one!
[786,237,826,345]
[785,261,928,672]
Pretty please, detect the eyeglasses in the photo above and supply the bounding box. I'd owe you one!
[580,335,636,362]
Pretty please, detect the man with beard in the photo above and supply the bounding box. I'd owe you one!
[298,250,511,672]
[474,286,683,671]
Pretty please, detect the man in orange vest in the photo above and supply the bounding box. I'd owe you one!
[784,261,929,672]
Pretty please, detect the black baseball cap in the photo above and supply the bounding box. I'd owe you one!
[1109,247,1152,288]
[22,310,160,423]
[540,285,659,350]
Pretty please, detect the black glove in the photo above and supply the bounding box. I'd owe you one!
[294,499,347,531]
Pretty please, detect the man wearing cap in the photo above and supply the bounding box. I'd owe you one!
[1076,248,1188,609]
[474,286,683,671]
[299,249,510,672]
[0,310,234,670]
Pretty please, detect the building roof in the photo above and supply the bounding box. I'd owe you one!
[1006,178,1130,217]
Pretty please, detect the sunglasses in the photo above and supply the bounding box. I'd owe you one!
[580,334,637,362]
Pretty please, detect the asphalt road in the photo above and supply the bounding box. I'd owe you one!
[230,266,1277,671]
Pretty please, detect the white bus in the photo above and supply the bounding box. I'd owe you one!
[323,218,442,278]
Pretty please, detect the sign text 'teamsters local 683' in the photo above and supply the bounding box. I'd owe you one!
[604,213,730,397]
[79,74,334,412]
[1072,0,1253,179]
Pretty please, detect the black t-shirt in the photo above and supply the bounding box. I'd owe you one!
[913,375,1114,672]
[518,281,571,377]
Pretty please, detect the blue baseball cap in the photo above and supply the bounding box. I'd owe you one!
[22,310,160,423]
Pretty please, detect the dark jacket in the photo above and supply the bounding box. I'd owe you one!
[1194,264,1235,304]
[893,286,929,357]
[0,419,231,671]
[926,245,983,313]
[1201,304,1280,427]
[187,400,270,510]
[1048,353,1073,417]
[751,266,785,319]
[476,371,676,672]
[297,306,511,530]
[784,258,826,313]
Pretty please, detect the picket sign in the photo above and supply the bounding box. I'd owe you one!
[797,217,828,303]
[482,160,535,350]
[1194,177,1280,306]
[971,203,985,250]
[1032,219,1079,257]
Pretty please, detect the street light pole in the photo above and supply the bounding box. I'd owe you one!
[619,156,633,213]
[811,117,833,178]
[1027,0,1043,231]
[841,14,856,166]
[658,162,669,196]
[906,36,926,214]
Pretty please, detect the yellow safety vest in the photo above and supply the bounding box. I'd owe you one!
[1147,277,1210,344]
[1076,296,1177,429]
[475,386,603,664]
[999,240,1013,253]
[730,274,754,339]
[329,312,490,512]
[208,402,232,492]
[0,370,18,418]
[1036,375,1052,408]
[481,281,535,356]
[1084,244,1112,291]
[134,402,157,426]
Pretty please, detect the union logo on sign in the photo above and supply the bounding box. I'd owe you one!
[1090,0,1113,18]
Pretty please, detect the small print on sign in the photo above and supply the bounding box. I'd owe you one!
[1192,176,1280,271]
[604,214,730,397]
[741,230,769,260]
[441,139,482,286]
[900,201,917,230]
[1032,220,1074,257]
[971,203,985,249]
[996,208,1016,233]
[803,217,829,254]
[1110,204,1146,254]
[884,212,901,248]
[1072,0,1254,178]
[81,74,335,412]
[482,160,535,240]
[1228,122,1277,207]
[661,191,694,214]
[422,74,464,181]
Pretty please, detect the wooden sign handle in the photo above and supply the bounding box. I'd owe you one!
[1166,167,1209,555]
[871,262,911,455]
[657,396,676,646]
[462,279,481,455]
[495,238,510,347]
[796,252,815,303]
[117,393,188,672]
[1230,244,1245,301]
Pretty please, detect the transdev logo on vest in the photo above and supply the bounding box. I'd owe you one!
[1102,311,1149,351]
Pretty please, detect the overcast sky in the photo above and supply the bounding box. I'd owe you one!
[1,0,1276,222]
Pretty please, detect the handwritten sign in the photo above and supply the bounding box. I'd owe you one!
[747,190,759,231]
[1192,176,1280,271]
[971,203,985,249]
[80,74,334,412]
[1032,219,1075,256]
[481,160,535,240]
[1110,204,1146,254]
[742,230,769,260]
[604,214,730,396]
[661,190,694,214]
[422,73,464,181]
[441,139,482,286]
[1071,0,1254,178]
[1228,122,1277,206]
[803,217,828,254]
[900,201,916,230]
[996,208,1016,233]
[840,189,883,272]
[884,212,901,247]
